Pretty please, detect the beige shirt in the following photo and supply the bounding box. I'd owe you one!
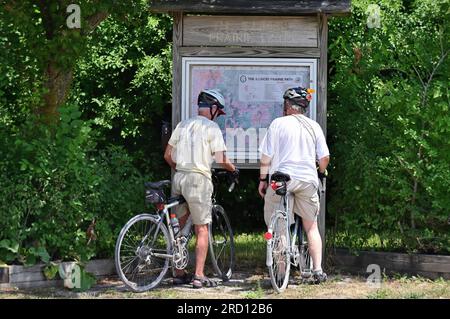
[168,115,227,179]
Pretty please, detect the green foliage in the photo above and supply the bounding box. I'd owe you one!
[0,104,149,264]
[327,0,450,254]
[0,2,167,265]
[43,262,59,280]
[71,12,172,174]
[0,0,147,122]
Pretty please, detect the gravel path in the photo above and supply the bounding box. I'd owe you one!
[1,271,449,299]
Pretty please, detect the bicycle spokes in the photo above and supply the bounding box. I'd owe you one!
[117,216,170,290]
[211,220,229,267]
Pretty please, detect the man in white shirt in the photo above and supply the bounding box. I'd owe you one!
[164,89,237,288]
[258,87,330,284]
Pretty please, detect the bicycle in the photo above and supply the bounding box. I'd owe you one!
[114,169,237,292]
[265,171,317,293]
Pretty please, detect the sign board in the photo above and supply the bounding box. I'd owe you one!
[182,57,317,165]
[183,15,318,47]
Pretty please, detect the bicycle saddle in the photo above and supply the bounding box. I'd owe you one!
[145,180,171,189]
[271,171,291,183]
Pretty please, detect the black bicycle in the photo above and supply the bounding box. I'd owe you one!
[114,169,237,292]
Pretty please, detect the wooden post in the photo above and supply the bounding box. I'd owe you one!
[171,12,183,130]
[318,13,328,261]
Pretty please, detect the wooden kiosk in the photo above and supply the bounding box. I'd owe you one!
[150,0,351,256]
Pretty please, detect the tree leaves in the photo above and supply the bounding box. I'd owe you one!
[328,0,450,253]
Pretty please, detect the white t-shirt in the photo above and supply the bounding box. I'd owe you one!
[259,114,330,187]
[168,115,226,179]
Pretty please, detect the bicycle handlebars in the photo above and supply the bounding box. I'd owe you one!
[212,169,239,193]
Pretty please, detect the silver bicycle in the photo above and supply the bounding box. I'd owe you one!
[114,170,237,292]
[265,171,314,293]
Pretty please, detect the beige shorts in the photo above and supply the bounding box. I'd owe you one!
[172,171,213,225]
[264,179,319,227]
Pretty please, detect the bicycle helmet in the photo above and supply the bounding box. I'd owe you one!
[283,87,315,109]
[198,89,226,117]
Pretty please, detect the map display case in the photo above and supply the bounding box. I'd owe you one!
[182,57,317,165]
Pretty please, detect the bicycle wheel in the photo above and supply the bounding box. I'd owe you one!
[208,205,235,281]
[267,211,291,293]
[115,214,172,292]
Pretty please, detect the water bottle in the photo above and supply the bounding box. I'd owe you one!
[170,214,180,236]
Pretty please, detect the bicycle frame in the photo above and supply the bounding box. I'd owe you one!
[266,188,306,268]
[145,170,236,262]
[144,198,191,261]
[281,193,297,265]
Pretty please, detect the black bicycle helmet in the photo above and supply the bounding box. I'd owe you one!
[283,87,315,109]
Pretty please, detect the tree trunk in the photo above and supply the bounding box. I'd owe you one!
[37,61,74,125]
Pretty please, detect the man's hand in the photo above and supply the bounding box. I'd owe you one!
[317,168,328,180]
[258,181,268,199]
[231,167,239,178]
[227,168,239,186]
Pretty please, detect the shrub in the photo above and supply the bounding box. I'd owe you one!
[0,104,149,264]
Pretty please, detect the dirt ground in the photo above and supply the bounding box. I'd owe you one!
[1,271,449,299]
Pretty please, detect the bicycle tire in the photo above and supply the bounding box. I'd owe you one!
[267,210,291,293]
[208,205,235,281]
[115,214,172,292]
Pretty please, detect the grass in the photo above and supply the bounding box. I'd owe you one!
[241,280,265,299]
[233,233,267,270]
[367,289,391,299]
[328,231,405,252]
[327,230,450,255]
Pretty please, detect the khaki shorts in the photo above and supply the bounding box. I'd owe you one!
[172,171,213,225]
[264,179,319,227]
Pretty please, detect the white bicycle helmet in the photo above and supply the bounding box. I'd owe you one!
[198,89,226,115]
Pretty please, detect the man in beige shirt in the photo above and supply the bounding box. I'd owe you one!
[164,89,237,289]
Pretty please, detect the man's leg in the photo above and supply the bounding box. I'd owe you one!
[181,172,214,287]
[290,180,322,270]
[194,224,209,278]
[301,219,322,272]
[302,219,327,283]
